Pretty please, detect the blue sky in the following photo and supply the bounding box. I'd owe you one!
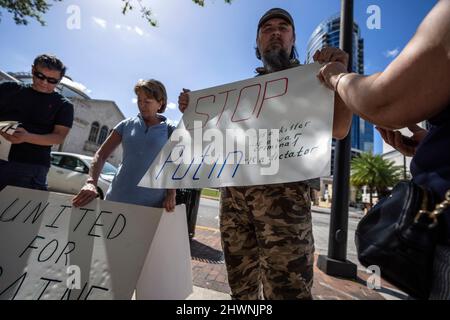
[0,0,438,153]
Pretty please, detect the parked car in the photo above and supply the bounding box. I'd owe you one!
[48,151,117,199]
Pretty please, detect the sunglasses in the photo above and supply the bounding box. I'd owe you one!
[33,71,60,84]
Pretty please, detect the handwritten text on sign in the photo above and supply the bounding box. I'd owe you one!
[0,187,163,300]
[139,63,334,189]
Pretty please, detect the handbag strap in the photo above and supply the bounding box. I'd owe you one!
[414,190,450,228]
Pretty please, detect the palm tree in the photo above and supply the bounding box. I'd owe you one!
[350,152,402,206]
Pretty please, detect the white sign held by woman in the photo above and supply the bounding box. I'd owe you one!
[0,186,163,300]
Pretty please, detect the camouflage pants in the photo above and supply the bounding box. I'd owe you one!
[219,182,315,300]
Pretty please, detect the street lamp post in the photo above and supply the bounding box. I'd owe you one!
[317,0,357,279]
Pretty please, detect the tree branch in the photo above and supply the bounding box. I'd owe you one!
[0,0,233,26]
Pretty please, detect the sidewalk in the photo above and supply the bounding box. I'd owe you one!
[187,226,408,300]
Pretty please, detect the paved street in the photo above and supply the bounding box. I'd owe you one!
[311,209,362,269]
[196,197,363,269]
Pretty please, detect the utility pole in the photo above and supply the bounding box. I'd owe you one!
[317,0,357,279]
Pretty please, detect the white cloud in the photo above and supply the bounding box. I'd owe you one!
[110,23,146,37]
[384,48,400,58]
[132,98,137,104]
[92,17,107,29]
[167,102,176,110]
[134,26,144,36]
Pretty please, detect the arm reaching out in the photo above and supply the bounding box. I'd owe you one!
[72,130,122,207]
[178,88,191,113]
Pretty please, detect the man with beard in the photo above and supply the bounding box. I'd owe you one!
[178,8,352,299]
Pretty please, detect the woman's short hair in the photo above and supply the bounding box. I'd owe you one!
[134,79,168,113]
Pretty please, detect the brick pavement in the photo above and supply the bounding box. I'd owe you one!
[190,226,408,300]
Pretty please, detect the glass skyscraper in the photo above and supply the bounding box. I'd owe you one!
[306,14,373,153]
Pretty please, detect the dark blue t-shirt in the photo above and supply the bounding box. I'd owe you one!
[411,106,450,245]
[0,82,74,167]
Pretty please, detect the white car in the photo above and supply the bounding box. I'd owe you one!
[48,151,117,199]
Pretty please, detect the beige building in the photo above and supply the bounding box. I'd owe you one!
[0,70,19,83]
[315,148,363,208]
[56,98,125,167]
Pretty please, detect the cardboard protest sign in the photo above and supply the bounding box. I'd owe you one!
[0,121,18,161]
[0,186,163,300]
[139,63,334,189]
[136,204,193,300]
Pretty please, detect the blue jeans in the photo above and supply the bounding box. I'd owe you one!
[0,160,49,192]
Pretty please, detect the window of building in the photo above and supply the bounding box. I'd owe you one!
[88,122,100,143]
[98,126,109,145]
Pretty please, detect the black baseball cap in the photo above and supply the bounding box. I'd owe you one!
[257,8,295,33]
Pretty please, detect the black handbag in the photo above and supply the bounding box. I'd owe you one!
[355,181,450,299]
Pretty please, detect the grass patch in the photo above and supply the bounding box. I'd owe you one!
[201,188,221,199]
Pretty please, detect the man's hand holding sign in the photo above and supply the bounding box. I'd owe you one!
[0,121,19,161]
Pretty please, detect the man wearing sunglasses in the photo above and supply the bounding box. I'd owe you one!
[0,54,74,191]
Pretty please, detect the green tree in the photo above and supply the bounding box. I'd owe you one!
[0,0,232,26]
[0,0,61,25]
[350,152,402,206]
